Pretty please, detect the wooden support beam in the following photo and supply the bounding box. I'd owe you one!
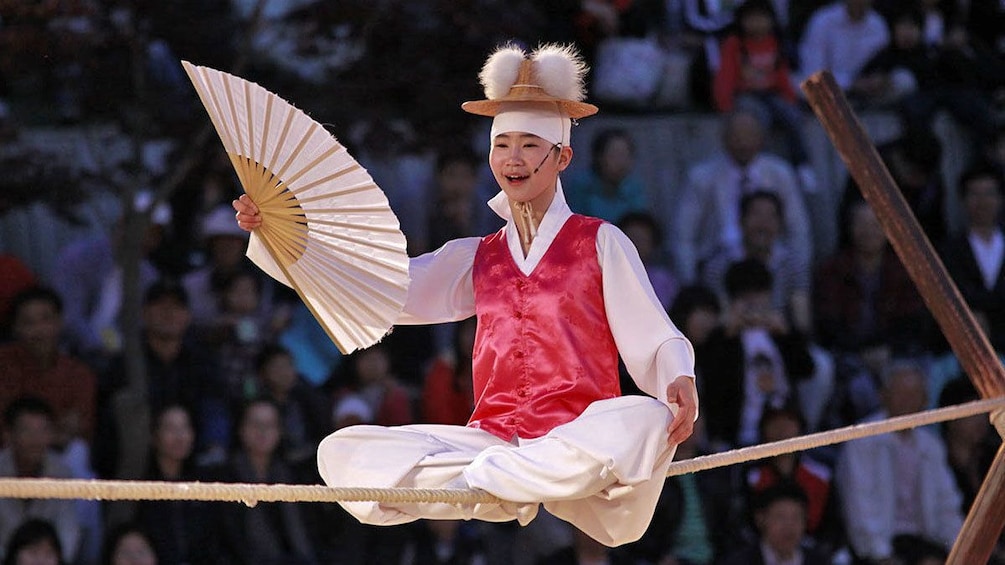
[801,71,1005,565]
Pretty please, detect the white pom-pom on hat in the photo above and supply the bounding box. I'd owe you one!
[479,44,525,100]
[462,43,598,119]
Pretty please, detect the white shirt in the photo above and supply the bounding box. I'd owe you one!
[797,3,890,90]
[761,541,803,565]
[968,229,1004,290]
[248,182,697,410]
[739,328,789,446]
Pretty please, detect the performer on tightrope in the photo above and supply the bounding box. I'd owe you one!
[232,43,698,546]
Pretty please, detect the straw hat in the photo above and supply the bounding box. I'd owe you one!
[462,44,598,119]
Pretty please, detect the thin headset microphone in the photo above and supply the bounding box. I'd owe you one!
[532,143,562,175]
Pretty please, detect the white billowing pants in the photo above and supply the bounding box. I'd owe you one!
[317,395,677,546]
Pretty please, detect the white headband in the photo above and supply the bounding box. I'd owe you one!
[490,103,571,147]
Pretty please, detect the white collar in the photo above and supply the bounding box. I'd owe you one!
[487,178,569,222]
[487,180,573,275]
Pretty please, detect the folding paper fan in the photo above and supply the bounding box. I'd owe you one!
[182,61,409,354]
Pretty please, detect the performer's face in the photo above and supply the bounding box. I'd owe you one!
[490,132,571,208]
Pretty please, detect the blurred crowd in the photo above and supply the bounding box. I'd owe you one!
[0,0,1004,564]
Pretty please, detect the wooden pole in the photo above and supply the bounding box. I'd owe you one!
[801,71,1005,565]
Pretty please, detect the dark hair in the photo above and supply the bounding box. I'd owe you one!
[255,343,293,373]
[589,128,635,174]
[334,342,389,391]
[957,161,1004,199]
[9,286,63,321]
[724,258,774,299]
[143,277,189,307]
[100,522,156,565]
[3,396,55,430]
[616,211,665,246]
[236,396,281,429]
[233,396,283,452]
[150,402,194,434]
[887,6,925,32]
[3,519,64,565]
[668,285,721,327]
[757,403,807,440]
[895,127,943,175]
[739,190,784,221]
[752,480,809,514]
[735,0,780,29]
[938,376,979,408]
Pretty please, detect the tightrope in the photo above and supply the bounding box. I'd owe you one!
[0,396,1001,507]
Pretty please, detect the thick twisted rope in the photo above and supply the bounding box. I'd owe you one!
[1,397,1002,507]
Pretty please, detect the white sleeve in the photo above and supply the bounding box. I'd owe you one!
[598,224,698,417]
[396,237,480,325]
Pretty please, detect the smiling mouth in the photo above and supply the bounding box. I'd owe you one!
[505,174,529,183]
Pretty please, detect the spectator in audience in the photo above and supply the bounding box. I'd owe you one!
[703,190,812,333]
[424,147,485,254]
[814,197,931,363]
[565,128,651,223]
[938,377,998,516]
[0,254,36,340]
[713,0,816,190]
[701,189,836,431]
[254,345,330,481]
[668,284,723,349]
[717,482,831,565]
[744,405,840,549]
[941,163,1005,352]
[795,0,890,104]
[681,0,747,109]
[94,278,230,481]
[330,342,414,429]
[674,109,812,285]
[212,398,317,565]
[100,523,158,565]
[854,128,947,246]
[0,287,96,454]
[0,287,102,563]
[197,267,286,408]
[182,204,275,328]
[617,212,678,310]
[0,398,80,564]
[421,147,490,359]
[902,17,1004,155]
[132,405,218,565]
[696,259,815,449]
[856,7,938,108]
[2,519,64,565]
[52,192,170,364]
[836,360,963,564]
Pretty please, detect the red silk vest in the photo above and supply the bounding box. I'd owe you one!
[469,214,620,440]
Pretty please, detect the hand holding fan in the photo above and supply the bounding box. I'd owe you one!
[182,62,409,354]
